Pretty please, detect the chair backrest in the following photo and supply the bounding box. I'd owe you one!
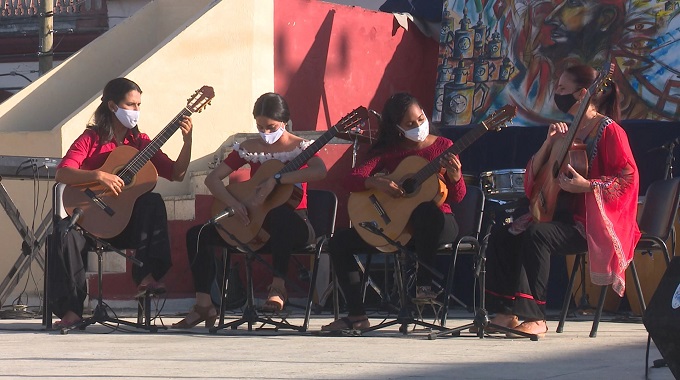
[306,189,338,239]
[638,177,680,240]
[449,185,485,240]
[52,183,68,222]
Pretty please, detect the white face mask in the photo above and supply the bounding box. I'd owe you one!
[399,118,429,142]
[259,126,285,144]
[113,106,139,129]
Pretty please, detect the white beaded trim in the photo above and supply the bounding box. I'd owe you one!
[232,140,313,164]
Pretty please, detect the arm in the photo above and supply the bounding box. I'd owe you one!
[274,156,327,185]
[55,130,125,195]
[171,116,193,181]
[530,122,567,177]
[56,167,126,196]
[587,125,638,200]
[253,155,327,205]
[439,151,466,204]
[204,161,251,224]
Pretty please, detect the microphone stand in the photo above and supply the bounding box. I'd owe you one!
[60,228,158,334]
[208,222,306,333]
[427,220,539,340]
[356,222,451,334]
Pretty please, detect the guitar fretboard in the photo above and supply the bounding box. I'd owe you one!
[405,122,489,192]
[279,126,338,174]
[118,108,192,185]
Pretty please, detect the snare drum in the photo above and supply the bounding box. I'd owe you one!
[480,169,526,200]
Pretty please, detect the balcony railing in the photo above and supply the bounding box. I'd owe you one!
[1,0,107,18]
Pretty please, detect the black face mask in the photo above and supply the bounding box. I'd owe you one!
[553,91,579,113]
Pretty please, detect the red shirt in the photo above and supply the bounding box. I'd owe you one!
[223,149,313,210]
[58,128,175,181]
[346,136,466,214]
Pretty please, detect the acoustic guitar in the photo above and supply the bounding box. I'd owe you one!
[212,106,368,251]
[529,63,614,222]
[62,86,215,238]
[348,105,516,252]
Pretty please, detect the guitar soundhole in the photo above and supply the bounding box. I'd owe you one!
[402,178,417,195]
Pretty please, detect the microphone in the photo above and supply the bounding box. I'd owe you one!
[368,109,382,120]
[206,207,235,225]
[64,208,83,233]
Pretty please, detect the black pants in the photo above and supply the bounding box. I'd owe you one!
[329,202,458,316]
[47,192,172,319]
[485,221,588,320]
[185,206,312,294]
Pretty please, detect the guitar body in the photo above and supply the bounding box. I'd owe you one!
[62,145,158,238]
[348,155,447,252]
[529,140,588,222]
[211,159,302,251]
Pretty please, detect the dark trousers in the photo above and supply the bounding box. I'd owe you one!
[329,202,458,316]
[185,205,311,294]
[485,221,587,320]
[47,192,172,319]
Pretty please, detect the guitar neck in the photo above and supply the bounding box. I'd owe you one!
[409,122,489,188]
[278,126,339,174]
[551,96,590,178]
[118,108,192,184]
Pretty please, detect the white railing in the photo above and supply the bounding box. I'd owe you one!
[1,0,106,17]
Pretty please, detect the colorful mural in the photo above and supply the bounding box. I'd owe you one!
[434,0,680,126]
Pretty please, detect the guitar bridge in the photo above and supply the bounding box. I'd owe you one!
[84,188,115,216]
[368,194,391,224]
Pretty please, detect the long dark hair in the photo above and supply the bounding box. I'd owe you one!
[564,64,621,122]
[88,78,142,143]
[252,92,290,123]
[370,92,433,153]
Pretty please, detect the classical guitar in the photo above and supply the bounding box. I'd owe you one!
[62,86,215,238]
[348,105,516,252]
[529,63,615,222]
[212,106,369,250]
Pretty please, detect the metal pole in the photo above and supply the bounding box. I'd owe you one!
[39,0,54,75]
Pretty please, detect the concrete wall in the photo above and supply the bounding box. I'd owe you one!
[0,0,275,305]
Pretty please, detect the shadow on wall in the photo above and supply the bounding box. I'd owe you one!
[279,10,339,132]
[367,18,439,118]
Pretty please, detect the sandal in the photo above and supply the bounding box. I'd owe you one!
[469,314,520,334]
[321,316,370,332]
[171,304,217,329]
[261,282,287,312]
[53,318,82,330]
[505,320,548,339]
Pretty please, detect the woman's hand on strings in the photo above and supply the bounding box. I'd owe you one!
[558,164,591,193]
[366,176,404,198]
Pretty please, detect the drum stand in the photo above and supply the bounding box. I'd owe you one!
[428,221,539,340]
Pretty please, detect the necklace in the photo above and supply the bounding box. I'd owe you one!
[576,113,602,140]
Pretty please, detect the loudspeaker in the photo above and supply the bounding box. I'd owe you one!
[643,257,680,379]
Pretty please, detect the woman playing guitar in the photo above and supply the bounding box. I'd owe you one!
[174,93,327,329]
[321,92,467,332]
[50,78,194,329]
[483,64,641,338]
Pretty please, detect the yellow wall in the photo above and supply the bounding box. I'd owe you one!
[0,0,275,304]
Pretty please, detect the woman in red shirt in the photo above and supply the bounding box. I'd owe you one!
[50,77,193,328]
[321,92,467,332]
[173,92,327,329]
